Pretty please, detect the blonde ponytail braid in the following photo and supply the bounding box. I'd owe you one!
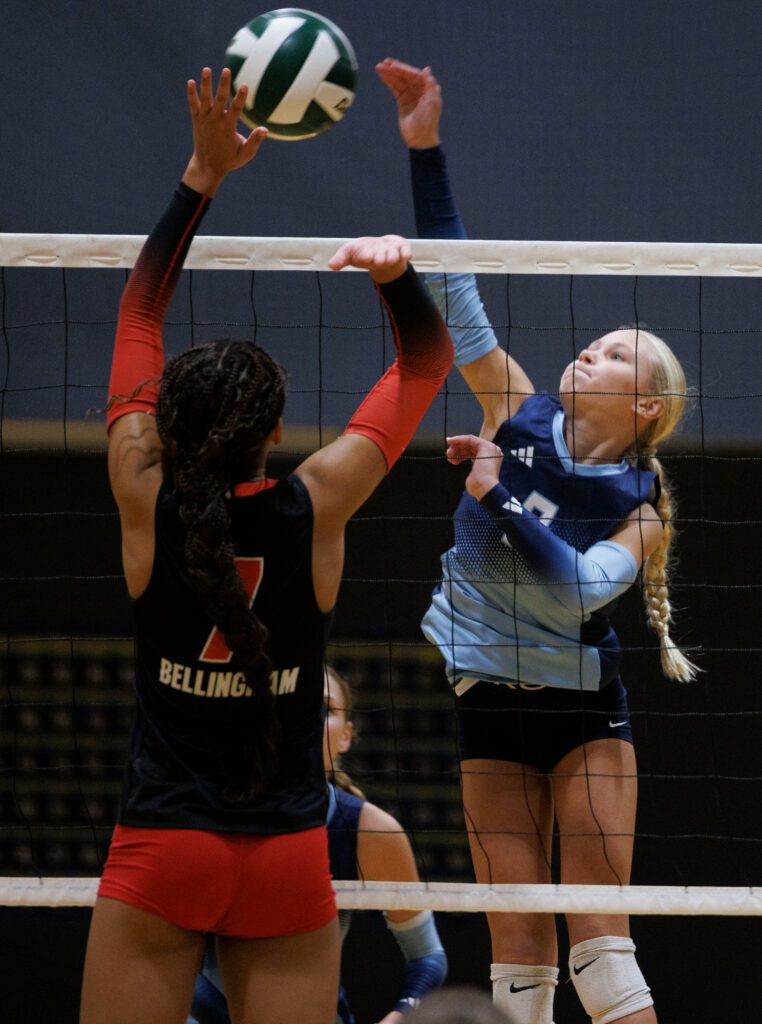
[331,768,366,800]
[640,455,699,682]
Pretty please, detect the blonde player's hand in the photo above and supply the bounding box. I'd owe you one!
[183,67,268,196]
[328,235,413,283]
[446,434,503,500]
[375,58,442,149]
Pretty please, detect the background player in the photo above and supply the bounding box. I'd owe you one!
[190,665,448,1024]
[377,57,697,1024]
[323,665,448,1024]
[79,67,452,1024]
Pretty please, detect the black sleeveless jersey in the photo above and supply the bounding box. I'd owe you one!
[120,474,332,834]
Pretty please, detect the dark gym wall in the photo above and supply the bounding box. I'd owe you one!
[5,1,762,242]
[2,0,762,437]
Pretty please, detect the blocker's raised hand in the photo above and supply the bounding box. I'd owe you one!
[329,234,413,283]
[183,67,268,196]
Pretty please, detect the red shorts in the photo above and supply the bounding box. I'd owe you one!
[98,824,336,938]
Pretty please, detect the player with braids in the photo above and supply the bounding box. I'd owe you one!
[378,58,697,1024]
[80,68,452,1024]
[189,666,448,1024]
[155,343,287,798]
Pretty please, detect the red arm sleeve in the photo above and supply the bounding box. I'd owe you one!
[106,182,211,431]
[344,266,453,470]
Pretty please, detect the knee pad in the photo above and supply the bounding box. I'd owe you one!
[491,963,558,1024]
[569,936,653,1024]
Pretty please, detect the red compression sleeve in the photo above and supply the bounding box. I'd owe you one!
[106,182,211,431]
[345,266,453,470]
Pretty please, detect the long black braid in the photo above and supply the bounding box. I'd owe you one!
[156,340,286,801]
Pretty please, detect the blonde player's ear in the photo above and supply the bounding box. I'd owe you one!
[636,395,664,421]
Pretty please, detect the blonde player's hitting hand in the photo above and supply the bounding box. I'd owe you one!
[446,434,503,501]
[375,58,442,149]
[183,67,268,197]
[329,234,413,284]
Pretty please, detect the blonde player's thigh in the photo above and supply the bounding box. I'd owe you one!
[461,758,553,882]
[461,758,557,963]
[553,738,638,943]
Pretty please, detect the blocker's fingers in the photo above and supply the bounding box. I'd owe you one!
[231,82,249,113]
[199,67,213,107]
[214,67,231,108]
[241,125,268,158]
[187,79,201,116]
[328,242,353,271]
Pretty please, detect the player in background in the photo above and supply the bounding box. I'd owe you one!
[79,67,452,1024]
[377,57,697,1024]
[189,665,448,1024]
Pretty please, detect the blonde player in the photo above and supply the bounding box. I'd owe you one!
[378,57,696,1024]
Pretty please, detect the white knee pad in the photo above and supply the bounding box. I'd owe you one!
[491,963,558,1024]
[569,936,653,1024]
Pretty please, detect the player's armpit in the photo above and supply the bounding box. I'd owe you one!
[294,433,387,529]
[295,434,387,613]
[458,344,535,433]
[108,412,163,510]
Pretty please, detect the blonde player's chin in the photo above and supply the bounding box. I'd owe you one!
[559,380,588,403]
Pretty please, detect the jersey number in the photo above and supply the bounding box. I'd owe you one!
[199,557,264,663]
[500,489,559,546]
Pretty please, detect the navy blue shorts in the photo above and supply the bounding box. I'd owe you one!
[455,678,633,774]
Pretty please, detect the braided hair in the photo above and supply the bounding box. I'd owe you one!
[624,329,699,682]
[156,340,286,799]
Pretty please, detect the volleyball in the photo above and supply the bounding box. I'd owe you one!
[224,8,358,141]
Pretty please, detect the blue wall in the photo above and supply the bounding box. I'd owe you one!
[2,1,762,439]
[5,0,762,241]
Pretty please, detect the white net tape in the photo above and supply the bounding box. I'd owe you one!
[3,233,762,275]
[2,878,761,914]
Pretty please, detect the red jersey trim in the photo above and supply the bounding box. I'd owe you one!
[233,478,278,497]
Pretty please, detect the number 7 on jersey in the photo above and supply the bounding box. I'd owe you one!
[199,557,264,663]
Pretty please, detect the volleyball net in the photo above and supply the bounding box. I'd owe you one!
[1,232,761,914]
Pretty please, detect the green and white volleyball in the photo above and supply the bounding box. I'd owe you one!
[224,8,358,140]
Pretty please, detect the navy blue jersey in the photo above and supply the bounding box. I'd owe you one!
[121,475,332,833]
[327,782,364,881]
[327,782,363,944]
[423,393,655,691]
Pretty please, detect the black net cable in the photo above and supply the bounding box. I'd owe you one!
[1,260,760,892]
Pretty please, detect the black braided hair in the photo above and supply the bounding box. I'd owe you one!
[156,340,286,800]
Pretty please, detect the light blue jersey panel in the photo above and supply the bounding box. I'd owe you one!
[423,393,655,691]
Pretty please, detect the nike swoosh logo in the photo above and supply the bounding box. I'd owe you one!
[509,983,541,993]
[609,720,628,728]
[573,958,599,975]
